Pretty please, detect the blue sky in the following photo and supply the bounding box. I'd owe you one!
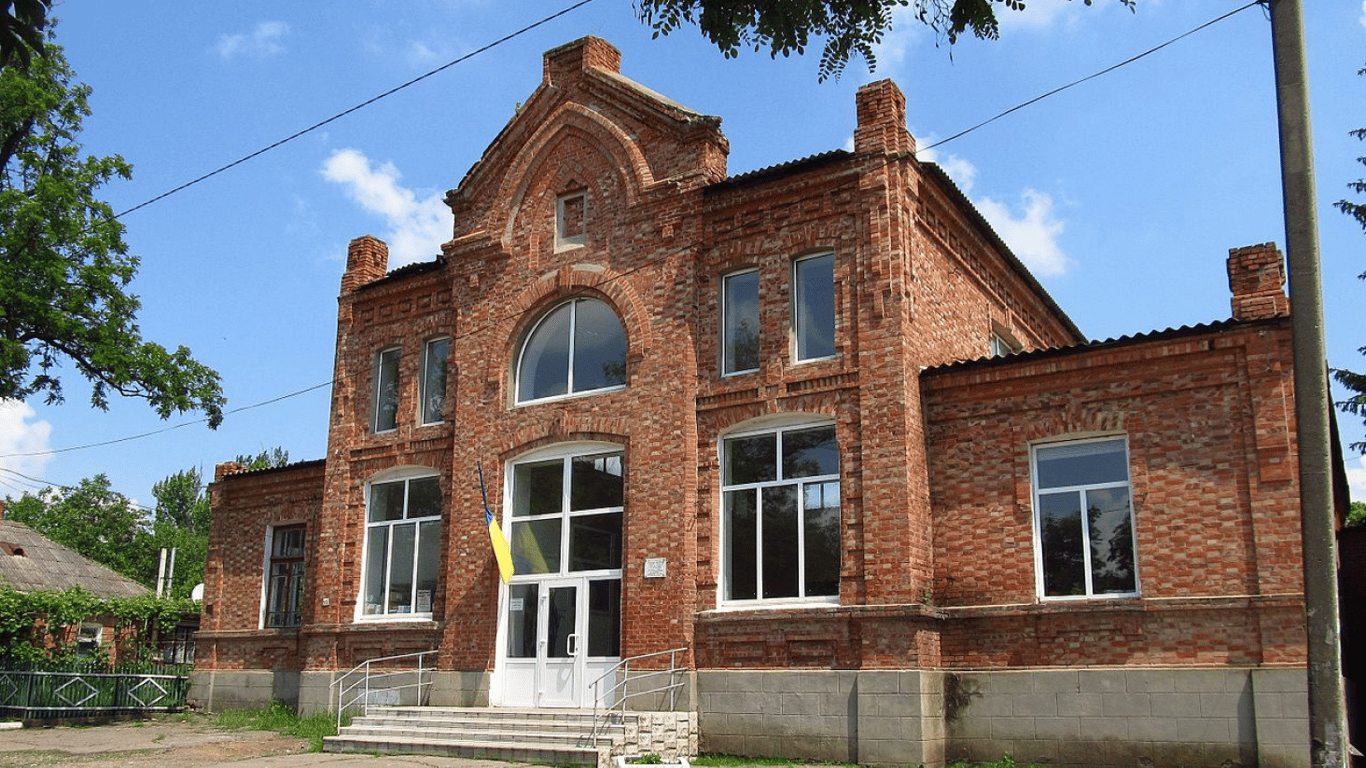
[3,0,1366,512]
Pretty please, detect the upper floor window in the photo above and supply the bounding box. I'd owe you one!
[722,269,760,375]
[373,347,400,433]
[793,253,835,362]
[265,524,306,629]
[557,192,586,250]
[421,337,449,425]
[721,421,840,605]
[360,474,441,618]
[1032,437,1138,599]
[516,298,626,404]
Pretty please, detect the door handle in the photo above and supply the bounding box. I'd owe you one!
[566,633,578,656]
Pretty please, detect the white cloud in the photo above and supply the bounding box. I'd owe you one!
[1348,454,1366,504]
[321,149,449,266]
[0,400,52,497]
[871,4,932,69]
[215,21,290,60]
[1361,0,1366,28]
[975,189,1069,276]
[916,136,1067,276]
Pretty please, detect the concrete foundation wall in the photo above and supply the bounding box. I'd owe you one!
[696,668,1308,768]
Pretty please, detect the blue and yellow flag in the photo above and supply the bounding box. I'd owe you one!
[477,461,515,583]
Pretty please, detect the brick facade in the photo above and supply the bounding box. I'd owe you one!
[195,38,1315,767]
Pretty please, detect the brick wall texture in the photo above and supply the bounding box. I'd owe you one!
[198,36,1311,763]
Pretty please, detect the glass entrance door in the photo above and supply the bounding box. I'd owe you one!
[500,576,619,708]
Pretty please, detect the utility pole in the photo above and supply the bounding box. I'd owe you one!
[1268,1,1348,765]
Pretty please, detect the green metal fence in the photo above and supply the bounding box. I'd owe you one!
[0,665,190,720]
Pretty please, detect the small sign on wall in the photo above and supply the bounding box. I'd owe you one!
[643,557,667,578]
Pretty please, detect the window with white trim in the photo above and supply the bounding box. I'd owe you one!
[1032,437,1138,599]
[509,448,623,575]
[722,269,760,375]
[420,337,449,425]
[515,298,626,404]
[793,253,835,361]
[721,422,840,604]
[373,347,400,433]
[360,474,441,618]
[265,524,305,628]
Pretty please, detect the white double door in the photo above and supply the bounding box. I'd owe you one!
[499,575,619,708]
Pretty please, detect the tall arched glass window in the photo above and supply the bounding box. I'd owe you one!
[516,298,627,404]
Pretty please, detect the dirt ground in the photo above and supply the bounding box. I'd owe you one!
[0,716,542,768]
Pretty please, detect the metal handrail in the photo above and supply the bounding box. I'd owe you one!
[589,647,688,744]
[331,649,437,729]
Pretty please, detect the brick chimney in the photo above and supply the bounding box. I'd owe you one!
[1227,242,1290,321]
[342,235,389,294]
[854,79,914,156]
[544,36,621,87]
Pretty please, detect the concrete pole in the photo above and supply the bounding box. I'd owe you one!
[1269,1,1348,765]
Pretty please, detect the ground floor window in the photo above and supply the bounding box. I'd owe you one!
[360,474,441,618]
[1032,436,1138,598]
[265,524,306,628]
[721,421,840,604]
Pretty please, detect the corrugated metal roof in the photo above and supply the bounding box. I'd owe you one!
[0,520,150,598]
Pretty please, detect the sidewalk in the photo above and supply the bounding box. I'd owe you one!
[0,717,543,768]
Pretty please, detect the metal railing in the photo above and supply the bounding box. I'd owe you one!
[0,666,189,719]
[332,650,437,729]
[589,647,688,743]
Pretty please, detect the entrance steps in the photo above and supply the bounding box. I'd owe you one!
[323,706,621,766]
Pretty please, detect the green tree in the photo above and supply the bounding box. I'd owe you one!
[235,447,291,470]
[4,475,154,585]
[0,33,225,427]
[1349,501,1365,529]
[1334,64,1366,452]
[148,468,211,599]
[0,0,51,70]
[636,0,1135,81]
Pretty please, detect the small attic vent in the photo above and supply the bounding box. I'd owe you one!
[1,542,24,557]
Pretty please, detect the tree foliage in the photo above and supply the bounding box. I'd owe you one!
[1334,64,1366,454]
[5,474,153,583]
[0,0,51,70]
[0,34,225,427]
[636,0,1135,81]
[0,586,195,668]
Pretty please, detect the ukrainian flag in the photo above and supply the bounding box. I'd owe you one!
[478,462,515,583]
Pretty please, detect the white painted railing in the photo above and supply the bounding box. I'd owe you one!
[589,647,688,743]
[331,650,437,729]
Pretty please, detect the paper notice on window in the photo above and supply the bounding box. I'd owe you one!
[416,590,432,612]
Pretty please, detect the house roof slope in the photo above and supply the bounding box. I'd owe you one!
[0,520,150,598]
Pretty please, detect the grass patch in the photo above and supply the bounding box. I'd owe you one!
[213,700,345,752]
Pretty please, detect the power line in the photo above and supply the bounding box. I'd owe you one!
[114,0,601,219]
[918,1,1262,154]
[9,0,1259,466]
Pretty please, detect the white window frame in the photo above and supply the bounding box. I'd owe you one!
[373,346,401,433]
[514,298,627,406]
[420,336,449,425]
[721,268,760,376]
[355,469,442,622]
[792,252,836,363]
[718,416,841,609]
[505,441,625,580]
[1030,435,1140,601]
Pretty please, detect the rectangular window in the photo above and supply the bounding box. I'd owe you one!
[722,423,840,604]
[793,253,836,361]
[557,192,586,250]
[265,524,306,628]
[510,451,623,575]
[361,476,441,617]
[722,269,760,375]
[421,337,449,425]
[374,347,400,433]
[1032,437,1137,599]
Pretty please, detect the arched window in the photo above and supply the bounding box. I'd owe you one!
[515,298,627,404]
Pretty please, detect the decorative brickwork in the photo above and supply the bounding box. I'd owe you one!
[196,36,1313,768]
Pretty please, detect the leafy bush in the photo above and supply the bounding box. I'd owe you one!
[0,587,196,668]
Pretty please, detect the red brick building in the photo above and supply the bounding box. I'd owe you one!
[194,37,1316,768]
